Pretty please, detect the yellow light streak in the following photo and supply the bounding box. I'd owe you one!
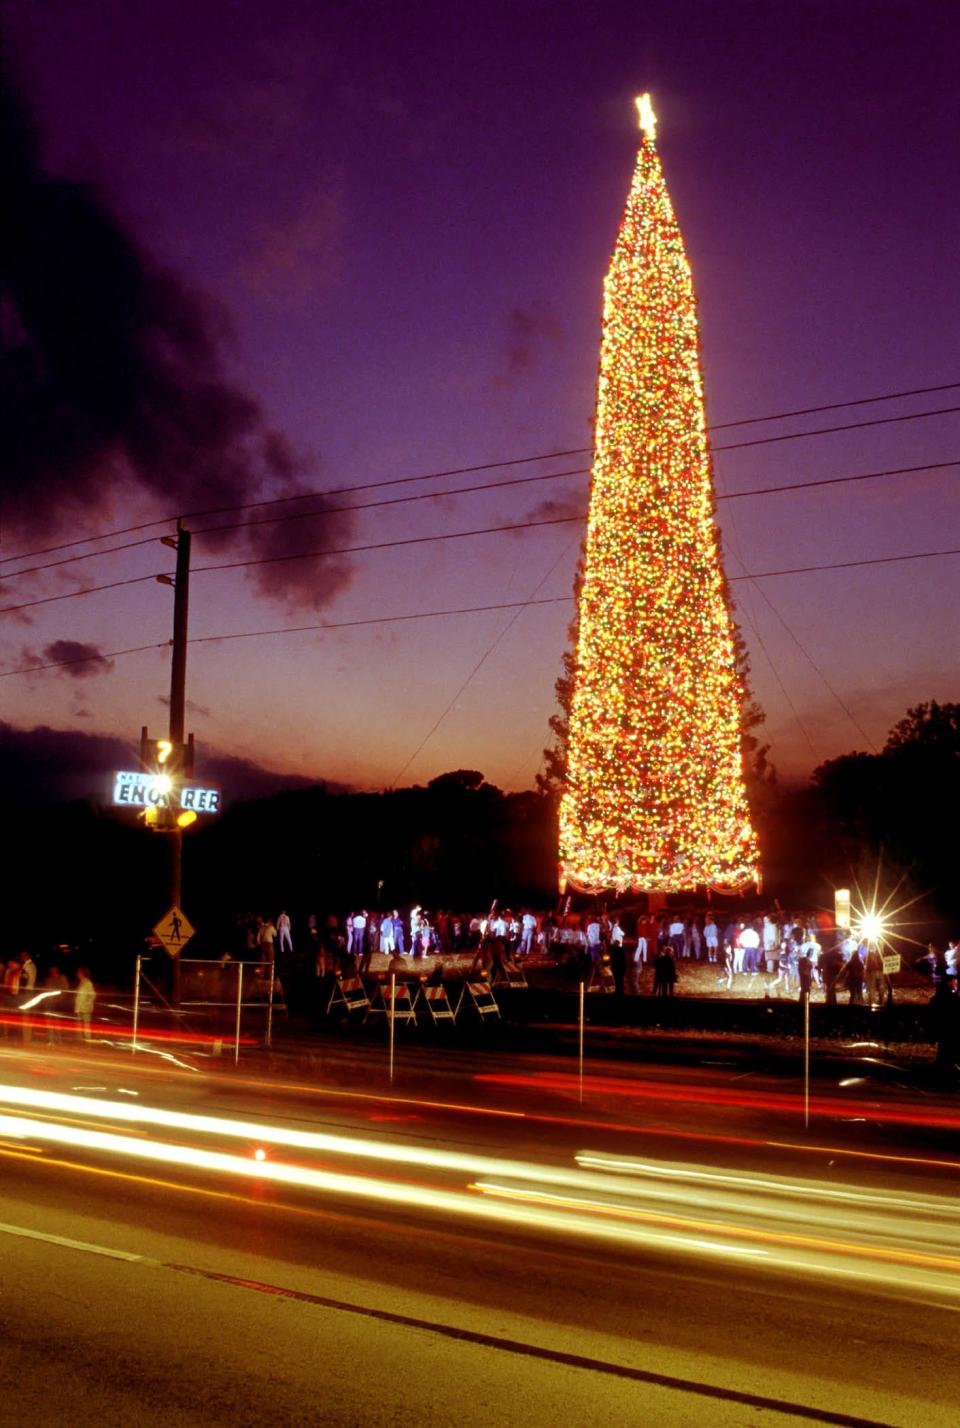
[474,1182,960,1276]
[1,1088,958,1299]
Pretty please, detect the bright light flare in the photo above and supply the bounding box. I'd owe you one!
[635,92,657,140]
[857,913,886,943]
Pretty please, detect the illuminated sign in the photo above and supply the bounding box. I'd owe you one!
[834,887,851,930]
[112,771,221,813]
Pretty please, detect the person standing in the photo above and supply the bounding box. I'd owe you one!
[277,910,293,957]
[843,947,865,1005]
[625,929,646,995]
[257,916,277,965]
[19,951,37,993]
[653,946,677,997]
[393,911,406,958]
[518,910,537,958]
[43,963,69,1043]
[703,917,719,964]
[821,942,843,1005]
[864,945,885,1006]
[585,916,603,967]
[349,911,367,959]
[797,952,814,1004]
[74,968,96,1043]
[739,921,761,982]
[2,960,21,1039]
[609,917,626,992]
[18,952,37,1043]
[379,913,396,958]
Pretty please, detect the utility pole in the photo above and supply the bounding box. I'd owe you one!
[158,519,191,1005]
[163,518,191,908]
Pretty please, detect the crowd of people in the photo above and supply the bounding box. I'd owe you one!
[2,952,96,1041]
[237,905,959,1009]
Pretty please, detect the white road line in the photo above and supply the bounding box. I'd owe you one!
[0,1220,146,1263]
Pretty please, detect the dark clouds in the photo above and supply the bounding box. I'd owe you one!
[497,300,564,382]
[0,719,341,805]
[36,640,115,678]
[0,67,352,613]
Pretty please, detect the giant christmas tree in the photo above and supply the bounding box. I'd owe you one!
[558,96,760,894]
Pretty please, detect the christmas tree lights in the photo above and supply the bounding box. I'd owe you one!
[558,95,760,894]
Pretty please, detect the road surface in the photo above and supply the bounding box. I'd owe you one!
[0,1038,957,1426]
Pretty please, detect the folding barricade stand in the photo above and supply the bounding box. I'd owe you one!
[456,979,501,1020]
[491,962,528,989]
[365,977,417,1025]
[587,959,617,994]
[418,982,458,1025]
[326,973,371,1017]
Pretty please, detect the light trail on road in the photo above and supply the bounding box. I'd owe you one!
[1,1080,958,1307]
[476,1069,960,1131]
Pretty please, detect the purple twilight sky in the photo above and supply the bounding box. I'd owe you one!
[2,0,958,793]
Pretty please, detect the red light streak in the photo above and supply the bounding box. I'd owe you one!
[475,1071,960,1132]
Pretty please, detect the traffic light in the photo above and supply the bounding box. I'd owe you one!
[139,728,194,779]
[137,727,196,831]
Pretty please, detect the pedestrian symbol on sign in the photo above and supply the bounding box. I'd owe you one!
[153,906,195,957]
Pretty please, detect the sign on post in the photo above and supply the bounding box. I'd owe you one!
[153,905,195,958]
[881,952,901,975]
[113,771,221,813]
[834,888,851,931]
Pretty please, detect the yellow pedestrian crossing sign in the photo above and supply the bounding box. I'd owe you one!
[153,905,195,957]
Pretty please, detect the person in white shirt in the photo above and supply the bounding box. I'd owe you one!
[739,923,761,978]
[801,933,821,987]
[762,915,780,973]
[586,919,603,964]
[668,918,685,958]
[349,912,367,958]
[277,910,293,956]
[704,918,719,964]
[518,910,537,957]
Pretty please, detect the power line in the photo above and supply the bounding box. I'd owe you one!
[0,467,588,582]
[0,514,584,614]
[6,485,960,616]
[4,453,959,585]
[708,380,960,431]
[728,546,960,582]
[739,569,879,752]
[192,514,585,578]
[387,535,580,788]
[719,508,821,763]
[0,640,170,677]
[4,543,960,681]
[0,599,571,678]
[0,570,166,615]
[711,404,960,454]
[3,379,957,566]
[719,458,959,503]
[5,453,955,586]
